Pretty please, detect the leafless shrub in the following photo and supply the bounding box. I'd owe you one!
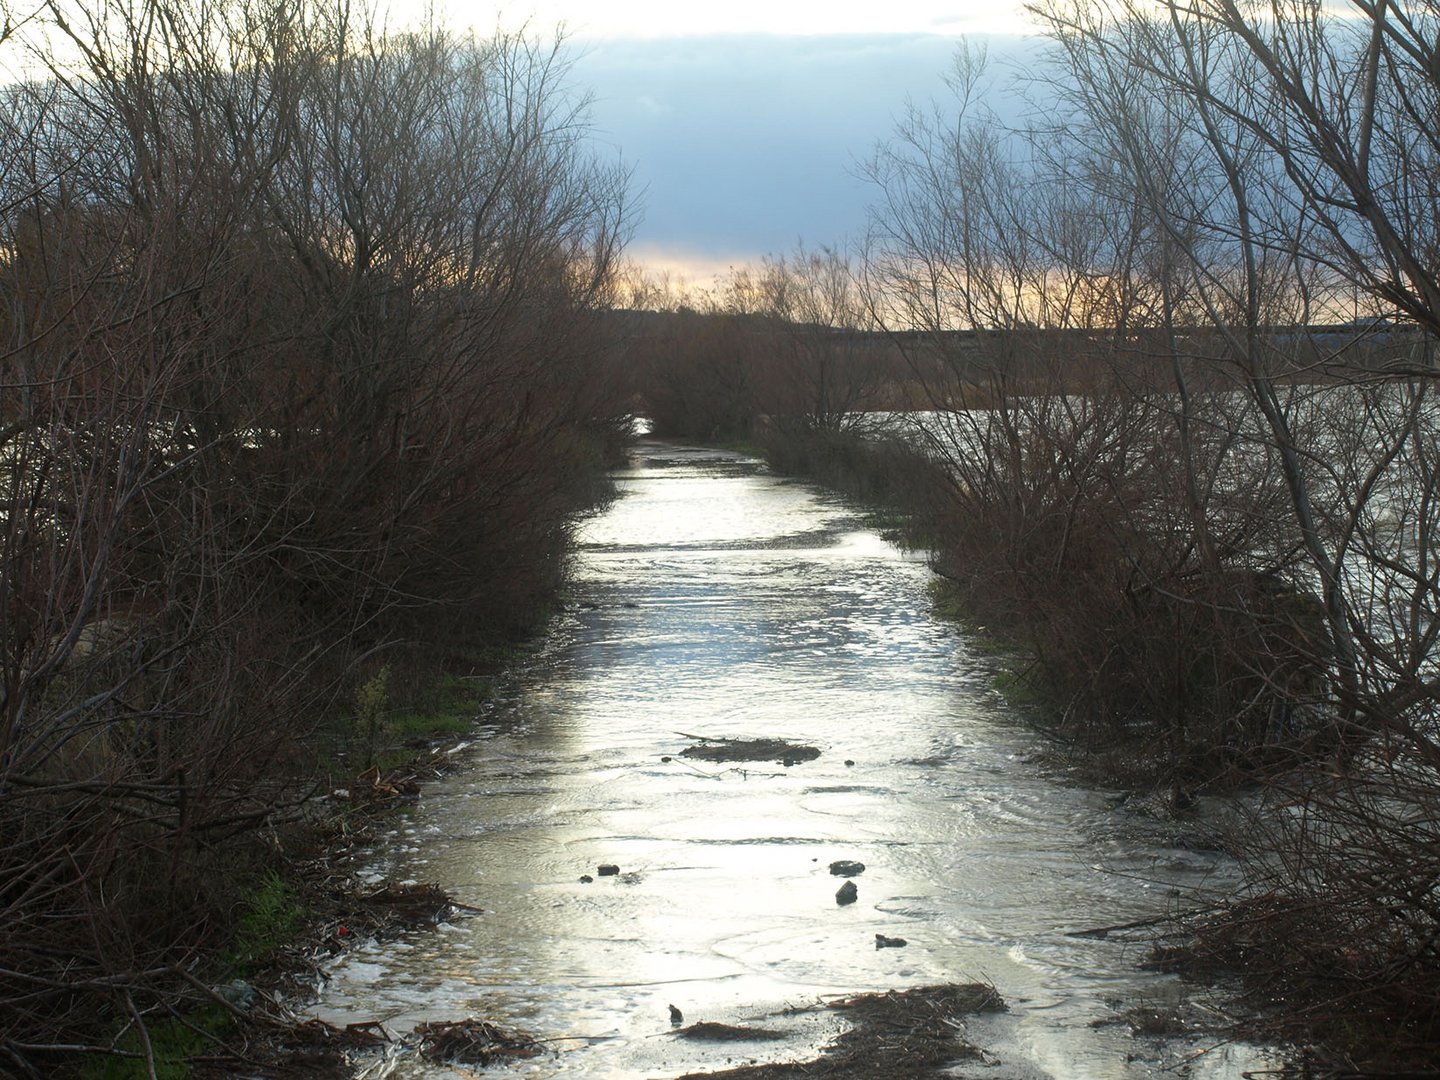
[0,0,628,1068]
[855,1,1440,1060]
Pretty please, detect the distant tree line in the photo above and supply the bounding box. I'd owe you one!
[621,248,912,443]
[0,0,630,1069]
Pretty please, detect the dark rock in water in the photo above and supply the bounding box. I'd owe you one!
[836,881,858,906]
[875,934,908,949]
[579,875,593,883]
[829,860,865,877]
[660,756,672,763]
[844,759,855,767]
[597,864,620,876]
[669,1004,684,1025]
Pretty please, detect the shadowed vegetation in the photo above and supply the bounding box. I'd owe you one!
[0,0,630,1072]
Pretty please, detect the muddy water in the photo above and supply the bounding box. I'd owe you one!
[314,442,1276,1078]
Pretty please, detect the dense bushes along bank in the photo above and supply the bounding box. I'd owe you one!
[751,405,1440,1070]
[0,2,631,1073]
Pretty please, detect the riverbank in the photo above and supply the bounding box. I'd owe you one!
[27,645,538,1080]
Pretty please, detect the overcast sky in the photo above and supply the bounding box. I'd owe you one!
[452,2,1044,284]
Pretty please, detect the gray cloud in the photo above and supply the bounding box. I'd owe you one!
[572,32,1037,270]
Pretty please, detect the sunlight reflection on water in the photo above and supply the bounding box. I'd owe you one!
[312,440,1280,1079]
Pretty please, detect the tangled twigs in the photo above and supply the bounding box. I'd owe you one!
[414,1018,544,1066]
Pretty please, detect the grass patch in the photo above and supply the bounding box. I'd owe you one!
[389,708,474,739]
[391,674,489,739]
[84,1008,231,1080]
[861,507,918,546]
[365,674,490,772]
[925,581,1015,654]
[230,870,306,973]
[925,578,969,623]
[322,667,495,779]
[989,668,1052,710]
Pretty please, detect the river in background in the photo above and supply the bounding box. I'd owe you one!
[312,441,1278,1079]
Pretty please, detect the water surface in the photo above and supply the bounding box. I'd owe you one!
[314,441,1275,1078]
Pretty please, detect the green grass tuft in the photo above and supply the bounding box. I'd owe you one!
[83,1007,230,1080]
[230,871,305,972]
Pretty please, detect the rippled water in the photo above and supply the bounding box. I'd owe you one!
[313,441,1278,1079]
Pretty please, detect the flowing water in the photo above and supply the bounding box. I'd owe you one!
[313,441,1279,1079]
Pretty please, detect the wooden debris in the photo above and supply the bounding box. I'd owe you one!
[414,1018,543,1066]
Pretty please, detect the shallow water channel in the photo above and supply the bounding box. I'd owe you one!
[314,441,1279,1079]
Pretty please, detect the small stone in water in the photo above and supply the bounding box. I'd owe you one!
[836,881,858,906]
[875,934,908,949]
[844,759,855,767]
[661,756,672,762]
[598,864,620,876]
[829,860,865,877]
[579,875,594,883]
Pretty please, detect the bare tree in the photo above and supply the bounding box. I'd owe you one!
[0,0,631,1069]
[742,246,894,435]
[853,0,1440,1056]
[857,40,1316,768]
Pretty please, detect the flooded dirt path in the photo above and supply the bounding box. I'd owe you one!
[313,442,1276,1078]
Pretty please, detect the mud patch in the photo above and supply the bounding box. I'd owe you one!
[678,1022,788,1042]
[674,983,1005,1079]
[678,734,821,765]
